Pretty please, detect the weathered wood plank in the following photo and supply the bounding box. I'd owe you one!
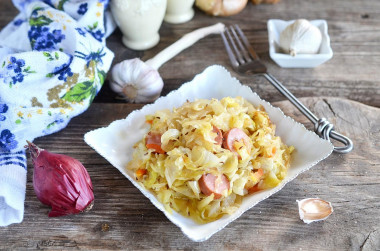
[0,97,379,250]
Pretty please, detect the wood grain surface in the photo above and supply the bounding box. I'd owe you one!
[0,98,379,250]
[1,0,380,250]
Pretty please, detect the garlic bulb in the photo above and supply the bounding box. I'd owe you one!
[195,0,248,16]
[279,19,322,56]
[110,23,225,103]
[110,58,163,103]
[297,198,333,224]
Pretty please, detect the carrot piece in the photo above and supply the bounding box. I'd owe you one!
[136,168,147,179]
[266,146,277,158]
[146,120,153,124]
[248,184,260,194]
[252,168,264,181]
[248,168,264,194]
[146,143,165,154]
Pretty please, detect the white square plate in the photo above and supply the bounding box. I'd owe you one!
[84,65,333,241]
[267,19,333,68]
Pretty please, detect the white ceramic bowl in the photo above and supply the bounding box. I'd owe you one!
[267,19,333,68]
[84,65,333,241]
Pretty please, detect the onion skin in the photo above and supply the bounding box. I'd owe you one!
[27,142,94,217]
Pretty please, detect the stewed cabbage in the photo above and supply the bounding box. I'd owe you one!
[127,97,294,223]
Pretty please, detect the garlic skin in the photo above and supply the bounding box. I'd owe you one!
[110,58,164,103]
[297,198,333,224]
[110,23,224,103]
[279,19,322,56]
[196,0,248,16]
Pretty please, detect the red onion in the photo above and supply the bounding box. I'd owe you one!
[27,141,94,217]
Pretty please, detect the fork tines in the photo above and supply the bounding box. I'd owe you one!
[221,24,260,68]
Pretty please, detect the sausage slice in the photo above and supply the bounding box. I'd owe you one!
[199,173,230,199]
[212,125,223,145]
[222,128,251,158]
[145,132,165,154]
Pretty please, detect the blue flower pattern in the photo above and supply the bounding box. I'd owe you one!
[0,104,8,121]
[86,22,105,42]
[51,56,74,82]
[28,26,65,51]
[57,65,73,81]
[0,3,112,154]
[42,113,67,134]
[1,57,34,86]
[87,29,104,42]
[11,73,24,84]
[6,57,25,73]
[27,6,66,51]
[75,27,86,37]
[77,3,88,15]
[0,104,18,152]
[13,19,24,26]
[75,47,105,67]
[0,129,18,152]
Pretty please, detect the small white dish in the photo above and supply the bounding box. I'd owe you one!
[84,65,333,242]
[267,19,333,68]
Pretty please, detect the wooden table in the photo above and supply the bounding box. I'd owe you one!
[1,0,379,250]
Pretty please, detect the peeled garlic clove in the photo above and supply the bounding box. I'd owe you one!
[297,198,333,224]
[110,58,164,103]
[195,0,248,16]
[279,19,322,56]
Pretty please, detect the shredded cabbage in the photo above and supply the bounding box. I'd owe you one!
[127,97,294,223]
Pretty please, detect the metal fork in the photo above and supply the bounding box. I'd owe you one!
[221,24,353,154]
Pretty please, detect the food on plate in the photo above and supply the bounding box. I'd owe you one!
[195,0,248,16]
[279,19,322,56]
[127,97,294,223]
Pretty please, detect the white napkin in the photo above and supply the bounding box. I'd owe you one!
[0,0,115,226]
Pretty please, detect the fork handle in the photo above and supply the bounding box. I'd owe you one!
[263,73,353,154]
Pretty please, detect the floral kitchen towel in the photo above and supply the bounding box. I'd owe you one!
[0,0,114,226]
